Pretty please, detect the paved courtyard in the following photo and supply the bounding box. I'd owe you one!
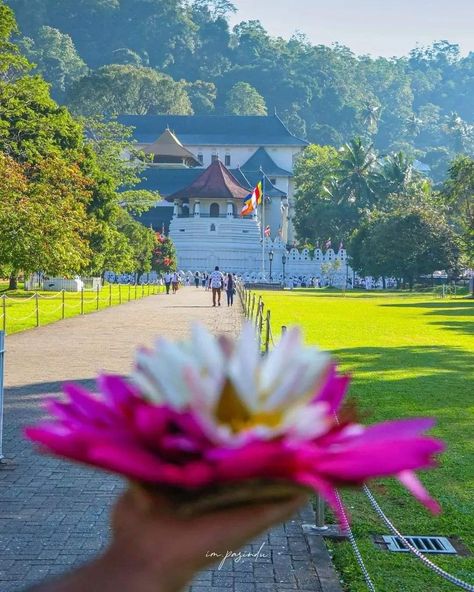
[0,287,341,592]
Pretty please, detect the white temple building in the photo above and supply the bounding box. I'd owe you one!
[118,114,351,285]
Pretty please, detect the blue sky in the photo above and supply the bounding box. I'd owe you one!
[230,0,474,57]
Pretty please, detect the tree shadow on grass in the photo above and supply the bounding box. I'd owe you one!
[332,345,473,414]
[380,301,474,337]
[381,301,474,310]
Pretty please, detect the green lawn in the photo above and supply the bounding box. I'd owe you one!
[0,282,163,335]
[255,289,474,592]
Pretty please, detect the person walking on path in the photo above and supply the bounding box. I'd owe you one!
[225,273,235,307]
[209,266,224,307]
[194,272,200,288]
[164,271,172,295]
[171,271,179,294]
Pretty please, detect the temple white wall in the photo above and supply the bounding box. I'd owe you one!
[169,219,352,287]
[186,145,298,172]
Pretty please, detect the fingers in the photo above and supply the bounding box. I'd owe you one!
[193,494,308,551]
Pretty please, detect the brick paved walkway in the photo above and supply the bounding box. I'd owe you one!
[0,287,342,592]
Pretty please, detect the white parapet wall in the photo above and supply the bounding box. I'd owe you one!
[169,218,353,288]
[169,215,263,274]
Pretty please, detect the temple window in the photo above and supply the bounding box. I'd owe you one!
[225,153,231,166]
[211,153,219,163]
[210,224,216,231]
[210,203,220,218]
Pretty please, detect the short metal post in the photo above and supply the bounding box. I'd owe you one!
[2,295,6,332]
[255,296,262,327]
[128,284,131,302]
[0,330,5,460]
[81,287,84,315]
[109,284,112,307]
[250,294,256,320]
[96,285,100,310]
[119,284,122,304]
[315,495,326,528]
[258,302,264,350]
[264,310,271,354]
[135,284,137,299]
[62,290,65,319]
[142,284,145,298]
[35,293,39,327]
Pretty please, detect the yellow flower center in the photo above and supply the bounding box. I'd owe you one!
[215,379,283,433]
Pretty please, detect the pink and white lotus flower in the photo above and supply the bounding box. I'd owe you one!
[26,324,444,522]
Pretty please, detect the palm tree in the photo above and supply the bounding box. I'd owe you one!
[337,138,378,208]
[375,152,415,197]
[362,102,382,134]
[445,111,474,153]
[405,114,423,137]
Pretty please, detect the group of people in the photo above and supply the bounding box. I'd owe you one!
[162,268,236,307]
[208,266,235,307]
[163,271,180,294]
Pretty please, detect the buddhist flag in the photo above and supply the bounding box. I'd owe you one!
[241,180,264,216]
[241,193,254,216]
[253,180,263,206]
[264,225,271,237]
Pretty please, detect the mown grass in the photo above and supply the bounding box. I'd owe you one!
[0,282,163,335]
[255,289,474,592]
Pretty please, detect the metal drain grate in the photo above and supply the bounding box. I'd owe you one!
[382,535,457,554]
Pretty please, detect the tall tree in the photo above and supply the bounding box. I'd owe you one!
[337,138,378,208]
[0,153,93,289]
[351,204,460,288]
[444,156,474,269]
[293,144,359,244]
[224,81,267,116]
[19,26,87,99]
[66,65,193,116]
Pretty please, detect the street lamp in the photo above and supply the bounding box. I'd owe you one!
[282,253,287,286]
[269,250,274,282]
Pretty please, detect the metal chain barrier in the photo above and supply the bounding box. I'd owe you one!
[363,485,474,591]
[0,283,160,334]
[335,490,376,592]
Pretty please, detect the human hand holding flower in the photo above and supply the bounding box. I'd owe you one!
[26,323,444,523]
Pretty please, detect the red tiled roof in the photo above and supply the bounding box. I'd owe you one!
[166,160,250,201]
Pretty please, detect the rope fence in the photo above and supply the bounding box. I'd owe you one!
[0,282,164,335]
[237,281,474,592]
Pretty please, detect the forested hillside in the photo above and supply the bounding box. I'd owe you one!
[5,0,474,179]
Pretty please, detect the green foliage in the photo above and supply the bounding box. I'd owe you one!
[186,80,217,113]
[350,205,460,287]
[224,81,267,116]
[19,26,87,99]
[0,153,92,279]
[115,208,157,273]
[151,232,177,273]
[293,140,419,245]
[0,7,162,281]
[66,64,193,116]
[6,0,474,166]
[444,155,474,266]
[0,1,30,76]
[293,144,358,244]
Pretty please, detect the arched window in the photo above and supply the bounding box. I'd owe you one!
[210,224,216,232]
[210,203,220,218]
